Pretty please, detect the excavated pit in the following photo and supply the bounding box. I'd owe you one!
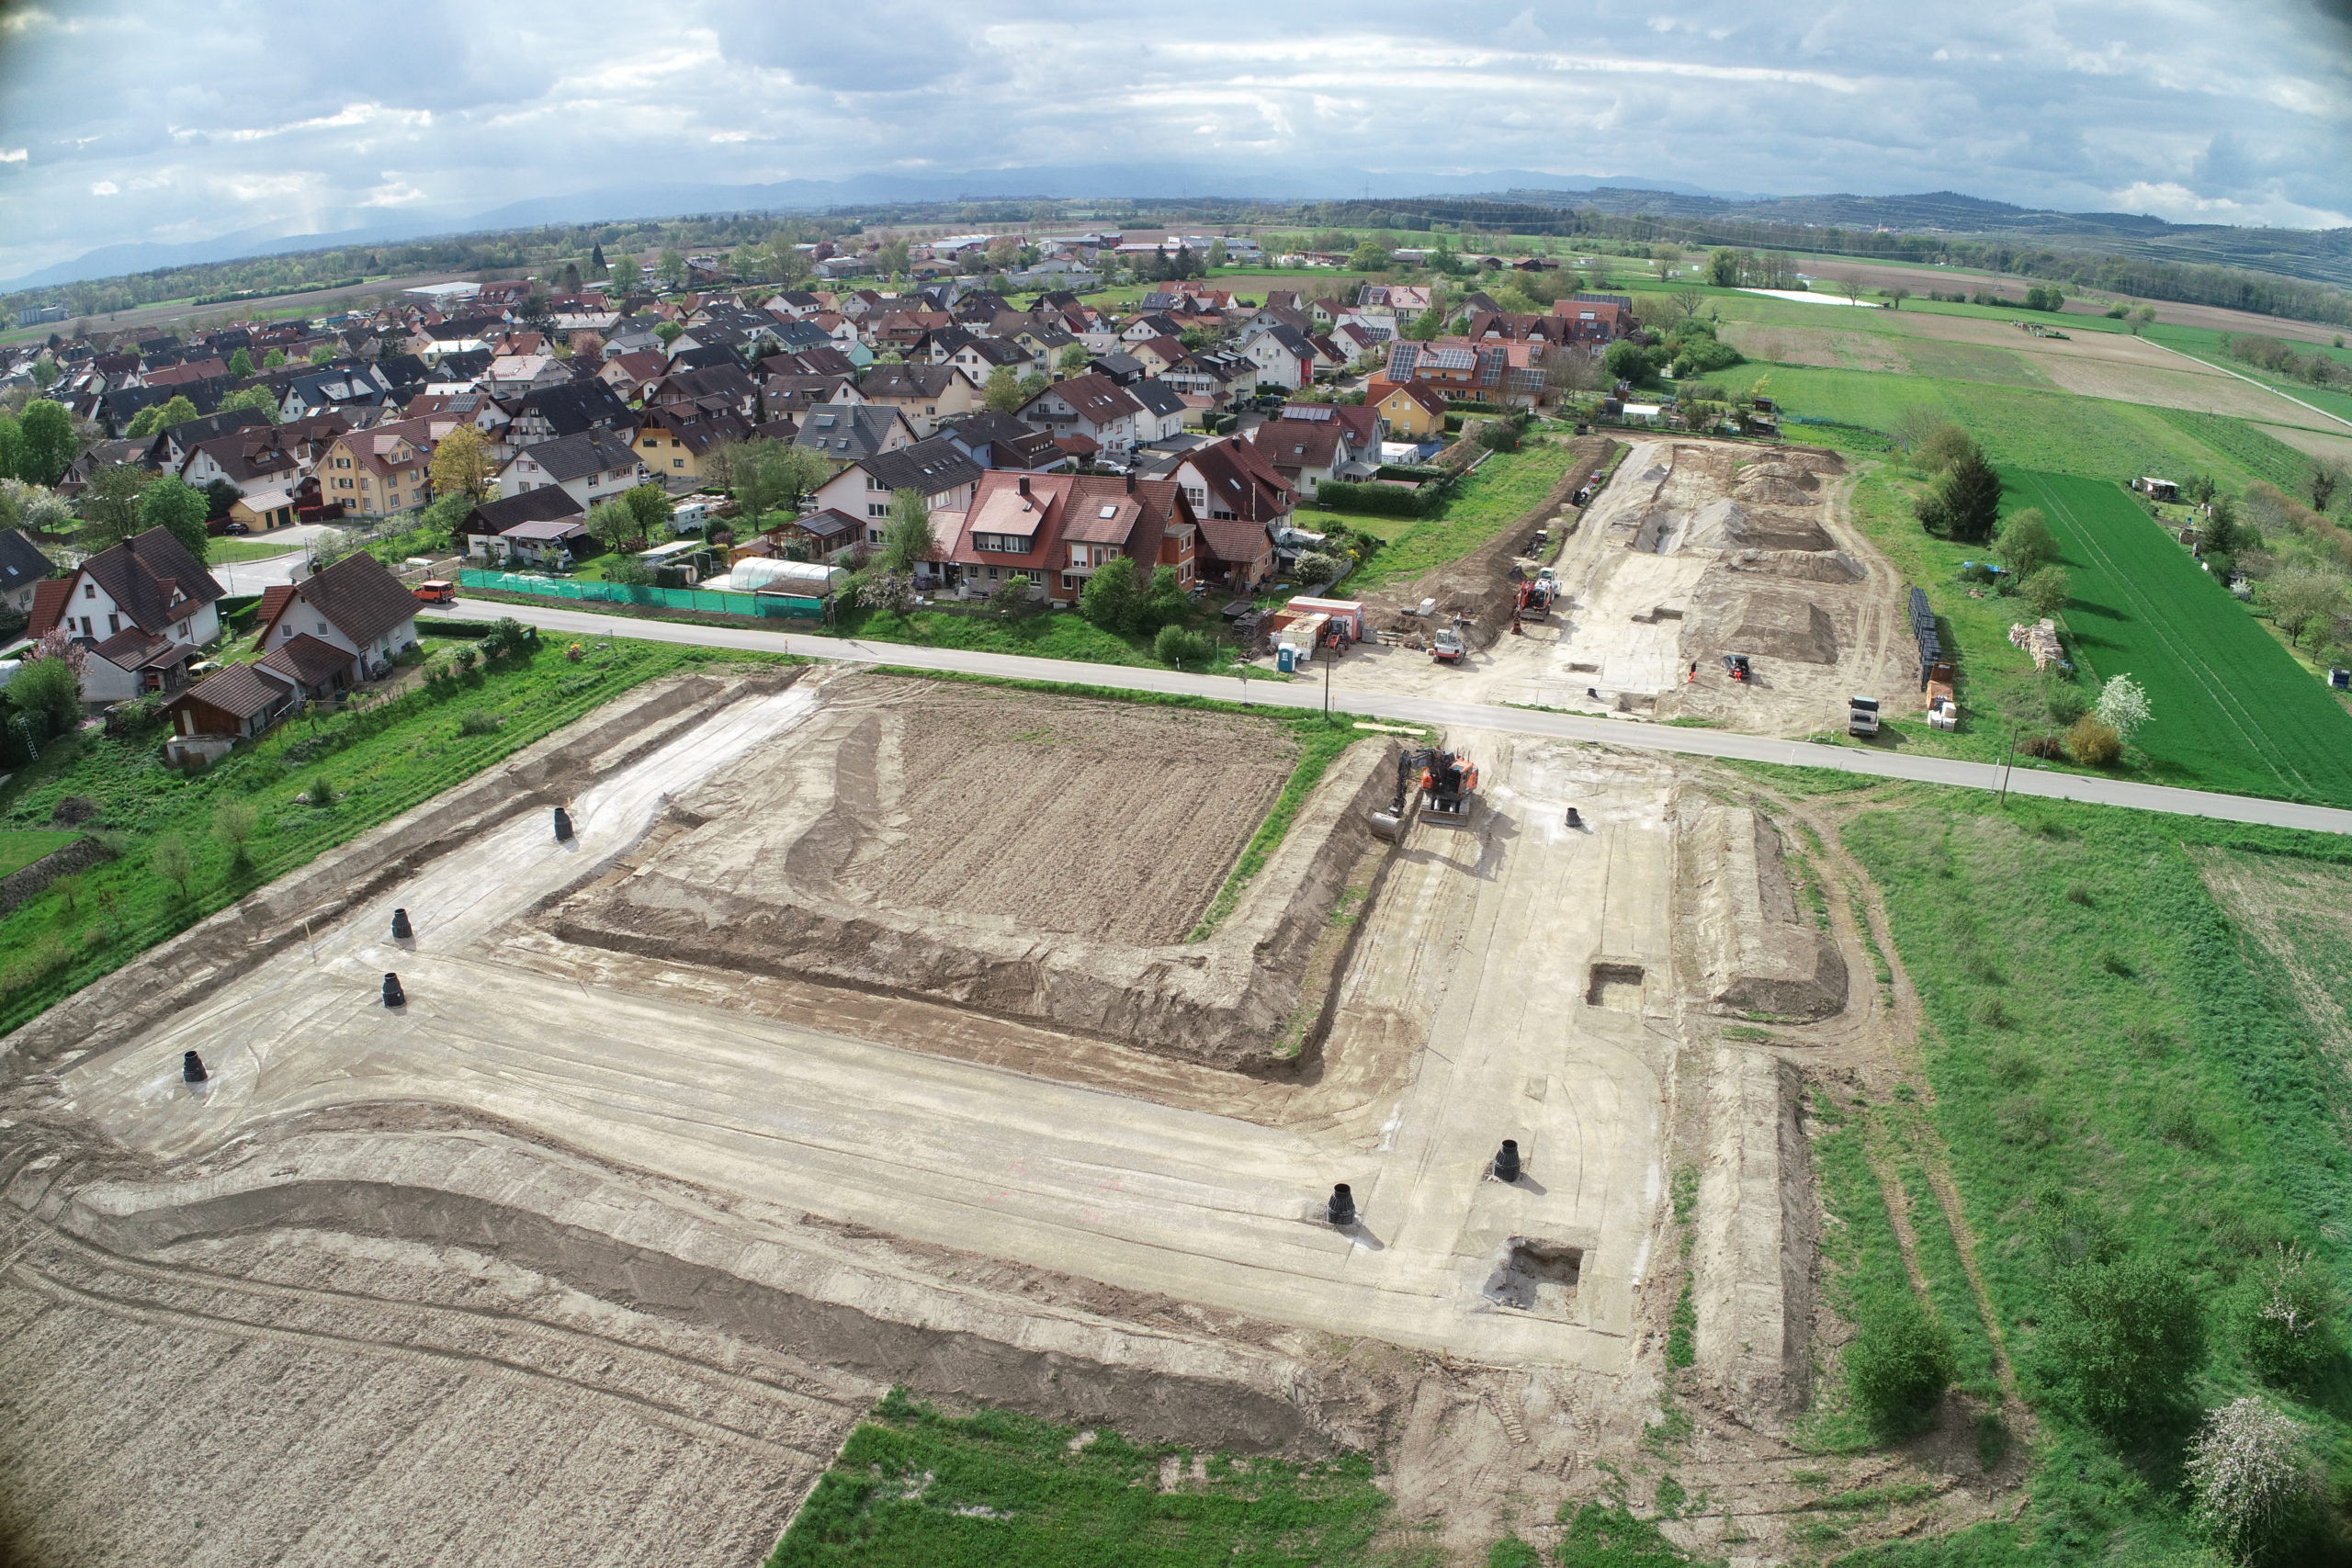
[542,676,1400,1070]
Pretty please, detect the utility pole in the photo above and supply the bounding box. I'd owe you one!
[1322,642,1332,716]
[1997,721,2020,806]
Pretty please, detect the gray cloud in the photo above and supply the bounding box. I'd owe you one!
[0,0,2346,280]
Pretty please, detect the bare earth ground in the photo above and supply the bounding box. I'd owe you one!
[1340,438,1914,740]
[2256,422,2352,467]
[1,627,2010,1562]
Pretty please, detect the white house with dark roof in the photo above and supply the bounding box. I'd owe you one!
[495,429,647,508]
[808,434,985,542]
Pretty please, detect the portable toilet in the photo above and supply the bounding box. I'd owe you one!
[1276,645,1296,673]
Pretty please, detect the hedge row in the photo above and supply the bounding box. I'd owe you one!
[1315,479,1444,518]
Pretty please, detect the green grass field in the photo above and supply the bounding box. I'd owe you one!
[2007,468,2352,806]
[0,631,783,1032]
[204,536,307,563]
[1832,794,2352,1564]
[769,1392,1396,1568]
[0,829,79,876]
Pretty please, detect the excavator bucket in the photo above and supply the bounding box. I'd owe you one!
[1368,809,1403,841]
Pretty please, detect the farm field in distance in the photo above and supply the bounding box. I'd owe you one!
[2008,468,2352,807]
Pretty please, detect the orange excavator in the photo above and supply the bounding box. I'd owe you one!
[1369,748,1479,840]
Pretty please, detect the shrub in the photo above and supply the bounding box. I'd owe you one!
[1153,625,1216,671]
[602,554,655,587]
[1917,423,1977,475]
[2042,679,2089,728]
[2065,715,2123,766]
[1843,1289,1955,1434]
[2038,1251,2201,1434]
[457,710,502,737]
[303,775,336,807]
[478,617,537,660]
[151,833,194,897]
[2244,1245,2341,1391]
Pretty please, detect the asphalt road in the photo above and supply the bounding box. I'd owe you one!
[441,598,2352,837]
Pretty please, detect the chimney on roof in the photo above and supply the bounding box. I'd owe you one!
[1017,475,1030,496]
[1125,471,1136,494]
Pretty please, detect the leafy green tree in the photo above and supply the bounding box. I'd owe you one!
[591,242,608,277]
[622,482,673,538]
[610,254,643,293]
[1707,247,1741,288]
[429,424,493,502]
[16,400,77,486]
[219,385,283,423]
[0,413,21,482]
[880,489,934,576]
[657,246,688,290]
[1347,240,1391,272]
[717,438,829,519]
[227,347,254,378]
[585,498,639,553]
[1403,304,1444,342]
[2244,1244,2341,1391]
[6,650,82,734]
[138,477,212,561]
[654,321,684,345]
[1843,1287,1955,1435]
[79,462,153,548]
[1015,372,1048,405]
[988,573,1037,617]
[1139,564,1191,631]
[310,344,335,366]
[263,348,288,368]
[2021,566,2071,621]
[1057,344,1091,373]
[212,797,259,867]
[1917,423,1976,474]
[1602,339,1654,386]
[2266,568,2348,648]
[125,394,199,440]
[983,368,1025,413]
[1079,556,1143,631]
[875,238,910,278]
[1206,238,1227,269]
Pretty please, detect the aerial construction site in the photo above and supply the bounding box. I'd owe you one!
[0,439,1982,1565]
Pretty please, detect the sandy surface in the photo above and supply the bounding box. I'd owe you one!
[46,680,1674,1371]
[2255,423,2352,467]
[1341,439,1914,739]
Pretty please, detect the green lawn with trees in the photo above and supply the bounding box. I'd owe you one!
[0,626,785,1033]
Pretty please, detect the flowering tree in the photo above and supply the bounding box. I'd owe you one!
[2096,673,2153,740]
[2188,1397,2312,1561]
[19,624,87,675]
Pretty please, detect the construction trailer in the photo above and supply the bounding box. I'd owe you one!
[1847,695,1881,738]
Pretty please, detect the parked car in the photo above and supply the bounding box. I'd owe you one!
[413,580,456,605]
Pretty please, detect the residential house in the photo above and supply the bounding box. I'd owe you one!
[26,526,225,698]
[766,507,862,561]
[645,363,762,422]
[1250,416,1368,497]
[792,404,918,466]
[936,470,1198,604]
[179,426,307,500]
[227,491,301,532]
[1017,372,1143,455]
[253,552,421,683]
[944,335,1032,385]
[1160,438,1292,588]
[1356,284,1434,319]
[1126,334,1187,378]
[629,398,753,482]
[460,486,588,568]
[854,363,981,437]
[319,419,436,518]
[1159,350,1259,410]
[502,379,633,450]
[1370,379,1449,441]
[487,354,571,398]
[1127,378,1190,446]
[598,349,669,400]
[165,661,300,754]
[809,434,984,542]
[764,374,865,417]
[1547,292,1635,347]
[0,528,54,617]
[1239,322,1318,390]
[935,412,1069,472]
[496,429,647,508]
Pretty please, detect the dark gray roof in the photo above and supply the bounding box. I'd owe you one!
[1128,378,1187,417]
[466,486,585,535]
[792,404,910,460]
[516,428,639,482]
[859,434,983,497]
[511,378,630,435]
[0,529,52,596]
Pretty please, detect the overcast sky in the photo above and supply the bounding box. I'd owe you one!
[1,0,2348,282]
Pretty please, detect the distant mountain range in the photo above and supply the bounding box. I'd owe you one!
[4,164,2343,292]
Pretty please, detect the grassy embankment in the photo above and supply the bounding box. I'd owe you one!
[1315,436,1580,593]
[0,829,79,876]
[767,1390,1399,1568]
[0,630,785,1033]
[1806,786,2352,1564]
[203,536,310,564]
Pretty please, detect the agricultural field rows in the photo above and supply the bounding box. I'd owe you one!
[2007,468,2352,807]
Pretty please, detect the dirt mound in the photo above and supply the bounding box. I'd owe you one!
[1735,475,1820,506]
[1738,461,1821,491]
[1682,805,1848,1021]
[1679,499,1749,551]
[1722,548,1867,583]
[1718,592,1840,664]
